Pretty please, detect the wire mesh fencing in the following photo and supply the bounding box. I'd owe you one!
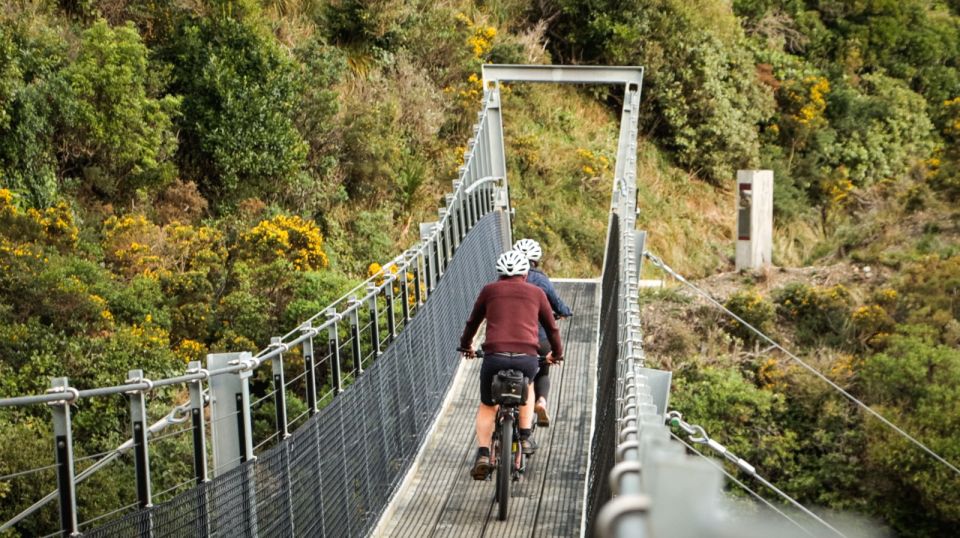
[84,213,504,538]
[585,214,622,537]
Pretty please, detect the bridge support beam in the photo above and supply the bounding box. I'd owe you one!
[483,88,512,249]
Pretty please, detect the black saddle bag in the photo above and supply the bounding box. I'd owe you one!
[491,369,527,405]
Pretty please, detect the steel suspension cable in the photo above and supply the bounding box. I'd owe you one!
[645,251,960,478]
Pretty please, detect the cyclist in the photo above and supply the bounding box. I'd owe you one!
[459,250,564,480]
[512,238,573,427]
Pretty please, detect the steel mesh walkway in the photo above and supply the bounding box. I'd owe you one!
[376,280,599,537]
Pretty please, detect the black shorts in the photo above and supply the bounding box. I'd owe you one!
[479,353,539,406]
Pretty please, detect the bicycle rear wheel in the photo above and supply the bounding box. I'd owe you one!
[497,415,512,521]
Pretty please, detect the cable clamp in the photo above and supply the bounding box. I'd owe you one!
[228,358,258,372]
[125,376,154,394]
[168,404,192,424]
[299,326,320,338]
[186,365,210,381]
[268,341,289,353]
[46,385,80,405]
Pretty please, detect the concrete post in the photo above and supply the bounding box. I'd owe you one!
[735,170,773,271]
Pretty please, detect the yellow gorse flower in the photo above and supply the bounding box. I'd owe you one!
[241,214,329,271]
[576,147,612,178]
[175,339,206,363]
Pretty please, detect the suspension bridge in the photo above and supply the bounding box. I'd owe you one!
[1,64,931,537]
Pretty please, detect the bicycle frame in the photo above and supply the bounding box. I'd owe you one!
[491,402,527,478]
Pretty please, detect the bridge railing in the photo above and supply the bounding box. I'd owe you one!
[0,93,508,537]
[586,77,841,538]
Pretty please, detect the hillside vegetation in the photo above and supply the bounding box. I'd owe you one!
[0,0,958,536]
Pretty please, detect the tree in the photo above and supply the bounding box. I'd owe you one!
[167,13,307,208]
[0,17,65,207]
[536,0,774,184]
[58,20,180,200]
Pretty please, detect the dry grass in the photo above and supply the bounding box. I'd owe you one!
[502,84,619,277]
[773,218,822,267]
[635,140,732,278]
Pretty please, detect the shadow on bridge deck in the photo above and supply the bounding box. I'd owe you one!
[376,281,599,537]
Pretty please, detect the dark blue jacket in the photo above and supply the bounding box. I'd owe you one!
[526,268,573,341]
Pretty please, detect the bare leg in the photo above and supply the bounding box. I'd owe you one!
[475,403,498,448]
[518,383,535,429]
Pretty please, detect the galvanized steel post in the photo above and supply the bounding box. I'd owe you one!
[186,361,208,484]
[348,296,363,374]
[367,285,382,357]
[49,377,79,537]
[384,278,397,343]
[412,250,423,306]
[126,369,153,511]
[186,362,210,537]
[400,267,411,320]
[435,210,447,278]
[270,337,289,439]
[419,223,436,293]
[326,309,343,395]
[300,323,318,416]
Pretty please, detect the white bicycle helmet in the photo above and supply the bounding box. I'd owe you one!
[513,238,542,262]
[496,250,530,276]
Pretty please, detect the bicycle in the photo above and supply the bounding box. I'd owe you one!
[467,350,535,521]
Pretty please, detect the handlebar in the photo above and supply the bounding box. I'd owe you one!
[457,348,561,363]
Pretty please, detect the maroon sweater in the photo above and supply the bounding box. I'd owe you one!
[459,276,563,358]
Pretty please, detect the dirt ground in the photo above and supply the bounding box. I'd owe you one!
[637,261,889,367]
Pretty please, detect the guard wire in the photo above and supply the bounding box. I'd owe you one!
[670,432,815,537]
[668,414,847,538]
[646,251,960,478]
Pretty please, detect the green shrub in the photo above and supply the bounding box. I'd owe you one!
[283,270,361,328]
[0,16,65,207]
[893,255,960,342]
[672,362,800,475]
[723,289,775,344]
[539,0,773,185]
[860,331,960,535]
[775,283,852,347]
[291,37,346,211]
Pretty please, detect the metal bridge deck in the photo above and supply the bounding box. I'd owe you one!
[376,281,599,537]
